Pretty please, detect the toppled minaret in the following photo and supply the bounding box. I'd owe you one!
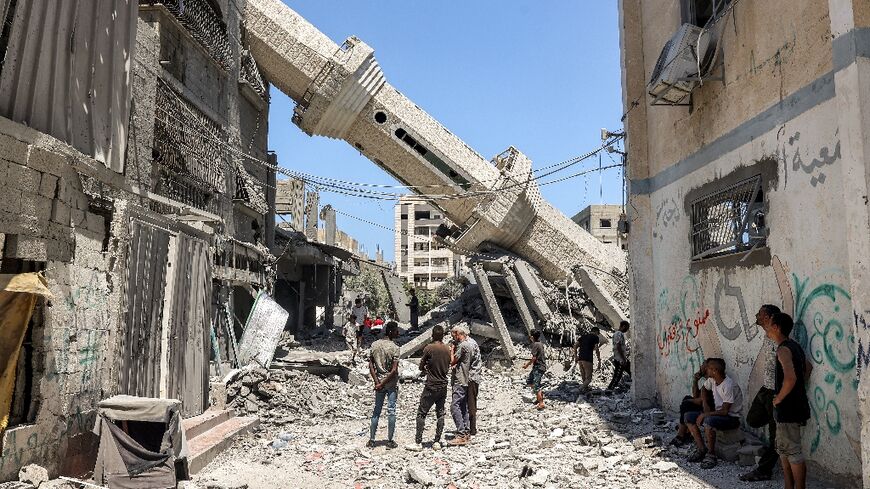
[242,0,628,333]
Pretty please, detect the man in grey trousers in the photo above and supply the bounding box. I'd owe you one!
[448,324,472,446]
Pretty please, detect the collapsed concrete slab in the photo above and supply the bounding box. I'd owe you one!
[381,270,410,323]
[470,264,516,358]
[512,259,555,323]
[501,265,536,336]
[574,266,628,330]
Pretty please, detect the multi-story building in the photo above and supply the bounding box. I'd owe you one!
[571,204,625,250]
[394,197,465,289]
[0,0,276,479]
[620,0,870,483]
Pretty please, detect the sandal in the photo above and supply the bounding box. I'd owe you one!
[700,454,718,469]
[687,448,707,463]
[739,469,772,481]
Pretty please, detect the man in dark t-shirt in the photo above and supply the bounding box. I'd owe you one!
[407,325,451,451]
[573,326,602,390]
[523,330,547,410]
[407,288,420,331]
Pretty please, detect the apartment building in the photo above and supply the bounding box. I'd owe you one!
[571,204,625,249]
[394,197,465,289]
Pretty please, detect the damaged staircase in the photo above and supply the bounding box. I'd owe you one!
[183,409,260,474]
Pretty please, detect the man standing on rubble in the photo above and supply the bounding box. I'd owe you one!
[344,313,359,365]
[352,297,368,347]
[523,330,547,410]
[407,325,451,451]
[448,324,473,445]
[407,288,419,331]
[606,321,631,392]
[367,322,400,449]
[573,326,602,391]
[466,328,483,436]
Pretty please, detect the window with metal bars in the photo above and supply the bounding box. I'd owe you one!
[690,175,765,260]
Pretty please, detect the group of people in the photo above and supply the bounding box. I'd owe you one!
[364,322,482,450]
[670,304,812,489]
[569,321,632,393]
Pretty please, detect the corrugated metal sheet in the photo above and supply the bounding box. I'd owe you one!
[0,0,137,172]
[120,220,171,398]
[167,233,211,417]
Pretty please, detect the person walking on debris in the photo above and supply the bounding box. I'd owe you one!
[448,324,473,445]
[407,288,419,331]
[606,321,631,392]
[344,313,359,365]
[670,358,714,447]
[407,325,452,451]
[367,322,400,449]
[523,330,547,410]
[466,328,483,436]
[352,298,368,348]
[573,326,602,391]
[684,358,743,469]
[767,312,812,489]
[740,304,782,482]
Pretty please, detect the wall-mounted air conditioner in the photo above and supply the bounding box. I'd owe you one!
[648,23,713,105]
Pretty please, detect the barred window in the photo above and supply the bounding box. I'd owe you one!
[690,175,765,260]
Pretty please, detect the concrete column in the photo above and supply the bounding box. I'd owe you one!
[503,266,536,336]
[471,265,516,359]
[829,1,870,484]
[512,259,554,322]
[620,0,657,409]
[574,267,629,329]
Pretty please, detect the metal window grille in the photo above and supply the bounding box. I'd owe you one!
[690,175,763,260]
[140,0,233,71]
[152,82,226,214]
[239,49,269,101]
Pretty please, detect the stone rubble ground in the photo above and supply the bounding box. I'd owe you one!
[194,344,832,489]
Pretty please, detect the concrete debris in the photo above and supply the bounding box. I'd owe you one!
[195,339,771,489]
[17,465,48,487]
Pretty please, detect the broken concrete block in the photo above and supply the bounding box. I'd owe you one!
[527,468,549,486]
[652,461,679,472]
[0,133,29,164]
[716,428,745,445]
[405,464,438,486]
[573,459,598,476]
[18,464,48,486]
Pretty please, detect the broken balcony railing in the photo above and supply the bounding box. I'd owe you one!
[690,175,764,260]
[140,0,233,72]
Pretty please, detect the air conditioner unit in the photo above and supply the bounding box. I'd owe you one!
[649,23,713,105]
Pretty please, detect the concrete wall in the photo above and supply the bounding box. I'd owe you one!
[0,119,130,480]
[571,204,625,249]
[621,0,870,483]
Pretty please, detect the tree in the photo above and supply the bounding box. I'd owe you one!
[344,265,391,317]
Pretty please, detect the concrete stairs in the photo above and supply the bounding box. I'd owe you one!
[183,409,259,474]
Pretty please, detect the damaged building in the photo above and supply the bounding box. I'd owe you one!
[0,0,281,479]
[620,0,870,485]
[0,0,632,484]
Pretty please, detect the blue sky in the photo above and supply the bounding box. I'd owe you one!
[268,1,625,260]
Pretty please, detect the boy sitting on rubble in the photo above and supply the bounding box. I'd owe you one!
[684,358,743,469]
[670,358,714,446]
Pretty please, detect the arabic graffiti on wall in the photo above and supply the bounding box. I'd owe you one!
[779,131,842,187]
[657,276,707,392]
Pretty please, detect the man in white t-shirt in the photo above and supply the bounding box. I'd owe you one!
[685,358,743,469]
[351,298,368,347]
[606,321,631,391]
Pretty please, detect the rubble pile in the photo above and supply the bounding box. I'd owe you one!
[197,351,769,489]
[226,367,367,421]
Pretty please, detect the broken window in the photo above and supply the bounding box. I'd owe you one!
[140,0,233,71]
[414,210,431,220]
[682,0,731,27]
[690,175,765,260]
[600,219,612,228]
[0,257,45,427]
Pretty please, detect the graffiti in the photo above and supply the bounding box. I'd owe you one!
[713,273,757,341]
[657,276,707,392]
[789,270,855,454]
[779,131,842,188]
[856,312,870,378]
[652,197,680,241]
[658,308,710,357]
